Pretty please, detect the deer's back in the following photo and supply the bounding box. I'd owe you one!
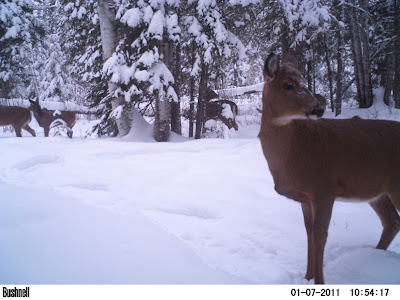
[260,117,400,200]
[42,109,76,127]
[0,106,31,126]
[59,111,76,126]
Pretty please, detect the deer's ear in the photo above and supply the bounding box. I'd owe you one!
[264,53,279,82]
[29,99,34,104]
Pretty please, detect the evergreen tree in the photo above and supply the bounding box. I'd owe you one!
[0,0,45,98]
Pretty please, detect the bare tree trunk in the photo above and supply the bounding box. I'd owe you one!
[394,0,400,108]
[189,76,195,138]
[335,0,344,116]
[348,0,366,107]
[307,57,313,92]
[154,41,172,142]
[383,50,395,106]
[97,0,131,136]
[348,0,373,108]
[323,35,334,112]
[188,42,196,138]
[359,0,373,107]
[171,44,182,135]
[280,19,290,55]
[195,63,208,139]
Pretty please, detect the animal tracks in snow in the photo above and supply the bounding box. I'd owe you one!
[61,182,109,191]
[13,154,62,171]
[151,205,219,220]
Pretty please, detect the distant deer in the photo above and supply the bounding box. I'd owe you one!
[0,106,36,137]
[29,99,76,138]
[259,50,400,284]
[205,88,239,131]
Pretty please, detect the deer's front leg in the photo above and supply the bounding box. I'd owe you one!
[301,202,314,281]
[311,199,334,284]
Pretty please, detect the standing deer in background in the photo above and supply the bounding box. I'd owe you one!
[0,106,36,137]
[205,88,239,131]
[258,50,400,284]
[29,99,76,138]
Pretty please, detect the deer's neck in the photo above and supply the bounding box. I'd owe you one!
[259,111,306,179]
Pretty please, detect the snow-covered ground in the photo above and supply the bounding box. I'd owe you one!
[1,115,400,284]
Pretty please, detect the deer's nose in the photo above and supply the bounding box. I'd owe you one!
[310,106,325,118]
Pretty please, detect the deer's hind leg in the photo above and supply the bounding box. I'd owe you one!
[14,126,22,137]
[23,124,36,137]
[370,194,400,250]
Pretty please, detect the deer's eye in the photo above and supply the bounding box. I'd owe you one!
[283,83,294,90]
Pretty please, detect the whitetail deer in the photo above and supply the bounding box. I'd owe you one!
[0,106,36,137]
[257,93,327,116]
[29,99,76,138]
[205,88,239,131]
[259,50,400,284]
[314,94,327,112]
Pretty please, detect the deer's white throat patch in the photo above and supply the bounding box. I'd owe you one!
[273,114,317,126]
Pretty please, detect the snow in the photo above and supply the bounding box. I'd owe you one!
[218,82,264,97]
[147,10,164,40]
[0,98,95,113]
[138,50,157,67]
[221,103,234,119]
[166,13,181,42]
[187,17,202,37]
[121,8,143,28]
[204,119,217,129]
[1,119,399,284]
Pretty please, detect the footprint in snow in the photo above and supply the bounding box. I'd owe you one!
[63,182,108,191]
[13,154,62,170]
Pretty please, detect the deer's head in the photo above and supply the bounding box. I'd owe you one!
[29,99,42,113]
[262,51,324,125]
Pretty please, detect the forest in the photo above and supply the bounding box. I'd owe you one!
[1,0,399,141]
[1,0,400,285]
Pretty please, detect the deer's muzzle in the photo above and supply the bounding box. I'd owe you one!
[310,107,325,118]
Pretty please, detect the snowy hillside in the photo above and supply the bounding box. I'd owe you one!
[1,117,399,284]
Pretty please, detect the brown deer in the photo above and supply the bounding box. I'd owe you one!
[258,51,400,284]
[314,94,327,112]
[257,93,326,116]
[205,88,239,131]
[29,99,76,138]
[0,106,36,137]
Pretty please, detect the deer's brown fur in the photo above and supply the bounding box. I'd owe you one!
[29,99,76,138]
[258,51,400,284]
[205,88,239,131]
[0,106,36,137]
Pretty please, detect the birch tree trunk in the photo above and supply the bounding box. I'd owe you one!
[154,41,172,142]
[324,39,334,112]
[188,42,196,138]
[383,50,395,106]
[97,0,131,137]
[348,0,373,108]
[348,0,365,107]
[171,44,182,135]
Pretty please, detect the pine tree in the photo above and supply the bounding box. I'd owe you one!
[0,0,45,98]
